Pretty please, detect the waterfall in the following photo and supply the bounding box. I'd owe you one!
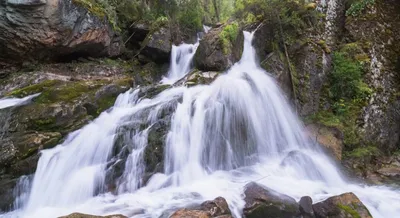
[162,42,199,84]
[2,32,400,218]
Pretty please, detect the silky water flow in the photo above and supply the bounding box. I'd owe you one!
[2,32,399,218]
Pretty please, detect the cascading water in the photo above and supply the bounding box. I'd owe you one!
[0,93,40,110]
[161,41,199,84]
[0,93,41,140]
[2,32,400,218]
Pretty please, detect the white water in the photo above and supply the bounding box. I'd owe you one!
[0,93,40,110]
[2,32,400,218]
[161,42,199,84]
[203,25,211,33]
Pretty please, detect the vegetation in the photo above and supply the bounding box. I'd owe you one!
[346,0,375,17]
[219,22,239,54]
[309,42,374,151]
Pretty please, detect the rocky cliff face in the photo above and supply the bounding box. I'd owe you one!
[0,0,122,66]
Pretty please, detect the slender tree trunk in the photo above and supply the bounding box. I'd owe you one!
[213,0,220,22]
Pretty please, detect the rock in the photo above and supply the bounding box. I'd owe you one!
[306,123,343,160]
[0,62,134,210]
[141,27,172,63]
[312,192,372,218]
[345,0,400,154]
[243,182,300,218]
[175,70,219,87]
[170,209,211,218]
[200,197,232,217]
[0,0,122,64]
[194,23,243,72]
[299,196,314,218]
[59,213,127,218]
[170,197,232,218]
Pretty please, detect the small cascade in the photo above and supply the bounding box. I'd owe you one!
[162,42,199,84]
[0,93,40,110]
[1,31,400,218]
[0,93,40,140]
[203,25,211,33]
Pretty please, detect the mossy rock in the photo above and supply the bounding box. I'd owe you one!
[312,192,372,218]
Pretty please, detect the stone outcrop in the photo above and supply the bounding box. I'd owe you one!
[0,0,122,65]
[312,192,372,218]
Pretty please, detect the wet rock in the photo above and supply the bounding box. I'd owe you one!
[306,123,343,160]
[194,24,243,71]
[59,213,127,218]
[175,70,219,87]
[299,196,314,218]
[200,196,232,217]
[170,196,232,218]
[0,0,122,64]
[0,175,18,211]
[312,192,372,218]
[243,182,300,218]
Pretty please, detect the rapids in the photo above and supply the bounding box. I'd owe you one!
[1,32,399,218]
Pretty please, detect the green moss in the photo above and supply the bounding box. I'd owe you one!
[8,80,62,97]
[346,0,375,17]
[219,22,239,55]
[338,204,361,218]
[35,82,94,104]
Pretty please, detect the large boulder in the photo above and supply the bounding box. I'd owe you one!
[0,0,122,65]
[243,182,300,218]
[312,192,372,218]
[194,23,243,72]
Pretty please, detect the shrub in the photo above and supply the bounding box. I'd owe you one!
[219,22,239,54]
[346,0,375,17]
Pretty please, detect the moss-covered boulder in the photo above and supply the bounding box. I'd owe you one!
[194,22,243,72]
[243,182,300,218]
[312,192,372,218]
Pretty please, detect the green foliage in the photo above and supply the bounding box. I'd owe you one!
[330,51,372,102]
[310,43,374,149]
[346,0,375,17]
[219,22,239,54]
[178,0,204,31]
